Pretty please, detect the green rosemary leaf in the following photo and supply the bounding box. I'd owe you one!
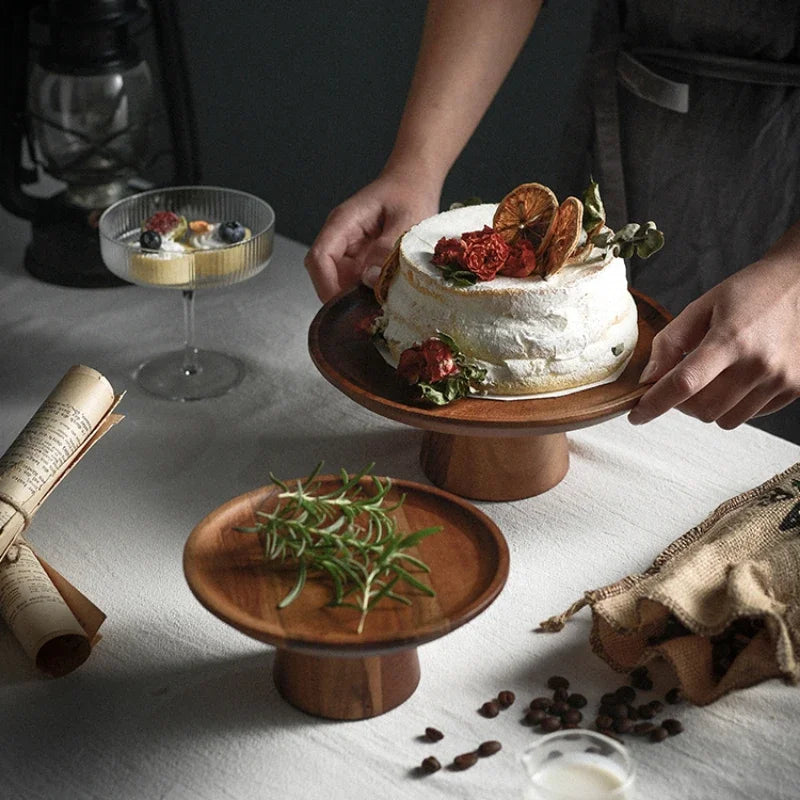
[392,565,436,596]
[245,464,440,633]
[398,525,443,549]
[394,553,432,572]
[278,560,307,608]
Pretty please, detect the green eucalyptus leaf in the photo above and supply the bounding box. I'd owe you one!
[582,179,606,233]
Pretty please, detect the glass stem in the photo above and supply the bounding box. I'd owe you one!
[182,289,199,375]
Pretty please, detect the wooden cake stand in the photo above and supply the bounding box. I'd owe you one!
[184,476,508,720]
[308,286,671,501]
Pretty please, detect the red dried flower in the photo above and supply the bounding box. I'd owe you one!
[432,236,466,268]
[499,238,538,277]
[397,338,460,385]
[461,226,510,281]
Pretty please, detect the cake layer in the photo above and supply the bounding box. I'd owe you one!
[380,204,638,395]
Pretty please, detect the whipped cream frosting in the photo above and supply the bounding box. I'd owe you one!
[380,204,638,395]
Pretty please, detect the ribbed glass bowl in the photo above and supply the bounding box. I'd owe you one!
[99,186,275,289]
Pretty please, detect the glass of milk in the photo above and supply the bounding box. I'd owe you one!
[521,730,635,800]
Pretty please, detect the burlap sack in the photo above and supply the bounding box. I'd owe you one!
[540,462,800,705]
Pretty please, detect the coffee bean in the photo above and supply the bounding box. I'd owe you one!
[478,740,502,757]
[421,756,441,774]
[424,727,444,742]
[530,696,551,711]
[563,709,583,725]
[626,704,639,721]
[649,700,664,715]
[547,676,570,691]
[526,708,546,725]
[540,716,562,733]
[595,714,613,730]
[637,704,655,720]
[598,704,614,719]
[631,673,654,691]
[610,704,629,719]
[649,727,669,743]
[613,717,633,734]
[480,700,500,718]
[665,688,683,705]
[662,719,684,736]
[600,692,618,706]
[552,687,569,702]
[498,690,515,708]
[633,722,656,736]
[567,693,587,709]
[615,686,636,704]
[546,750,563,760]
[562,721,581,729]
[550,701,569,717]
[453,752,479,770]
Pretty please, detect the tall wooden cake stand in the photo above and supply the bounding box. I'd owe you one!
[309,286,671,501]
[184,475,508,720]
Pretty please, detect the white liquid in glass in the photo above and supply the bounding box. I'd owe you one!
[530,754,631,800]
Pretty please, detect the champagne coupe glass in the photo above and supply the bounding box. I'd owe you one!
[99,186,275,400]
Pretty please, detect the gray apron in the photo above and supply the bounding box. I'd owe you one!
[558,1,800,443]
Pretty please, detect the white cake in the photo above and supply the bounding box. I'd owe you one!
[379,204,638,395]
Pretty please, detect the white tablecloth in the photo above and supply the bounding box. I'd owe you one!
[1,207,799,800]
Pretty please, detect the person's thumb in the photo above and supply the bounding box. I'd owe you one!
[639,297,711,384]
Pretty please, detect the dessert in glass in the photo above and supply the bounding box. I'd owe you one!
[99,186,275,400]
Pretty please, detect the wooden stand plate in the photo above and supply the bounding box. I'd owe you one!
[308,286,671,500]
[184,476,509,720]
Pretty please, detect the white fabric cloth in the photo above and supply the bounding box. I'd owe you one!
[1,207,799,800]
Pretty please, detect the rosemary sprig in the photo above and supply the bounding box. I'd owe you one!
[236,464,441,633]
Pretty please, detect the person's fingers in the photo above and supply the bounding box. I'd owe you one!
[628,336,733,425]
[305,205,379,301]
[756,390,800,417]
[304,246,344,301]
[676,364,760,423]
[638,299,711,384]
[361,264,382,288]
[715,383,788,429]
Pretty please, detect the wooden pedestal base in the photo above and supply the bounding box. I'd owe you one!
[420,431,570,501]
[273,647,421,720]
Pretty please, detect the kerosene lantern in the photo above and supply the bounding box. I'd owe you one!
[1,0,200,286]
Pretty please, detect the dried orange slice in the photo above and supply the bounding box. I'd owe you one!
[373,236,402,304]
[493,183,558,252]
[542,196,583,277]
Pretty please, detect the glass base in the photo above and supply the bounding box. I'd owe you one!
[135,349,245,401]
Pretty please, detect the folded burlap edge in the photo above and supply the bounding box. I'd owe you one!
[540,462,800,705]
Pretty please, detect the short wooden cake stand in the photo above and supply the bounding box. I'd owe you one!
[184,476,508,720]
[309,286,671,501]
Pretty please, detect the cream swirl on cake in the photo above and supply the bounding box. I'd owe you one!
[379,204,638,396]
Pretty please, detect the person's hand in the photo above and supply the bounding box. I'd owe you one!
[629,255,800,429]
[304,173,440,302]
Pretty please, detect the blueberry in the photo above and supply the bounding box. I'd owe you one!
[139,230,162,250]
[219,221,246,244]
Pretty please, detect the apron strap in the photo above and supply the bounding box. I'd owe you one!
[590,48,629,230]
[617,51,689,113]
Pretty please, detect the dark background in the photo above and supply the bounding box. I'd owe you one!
[177,0,593,246]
